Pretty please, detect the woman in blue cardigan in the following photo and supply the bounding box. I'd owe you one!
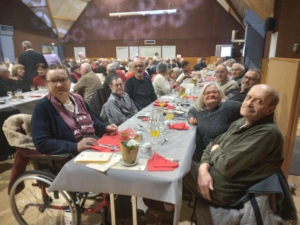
[32,64,117,155]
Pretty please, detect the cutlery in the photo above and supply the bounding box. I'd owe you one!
[161,137,168,145]
[166,158,179,163]
[137,123,143,128]
[96,143,117,151]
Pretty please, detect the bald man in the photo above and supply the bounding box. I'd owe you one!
[184,84,284,207]
[97,58,109,77]
[73,63,102,104]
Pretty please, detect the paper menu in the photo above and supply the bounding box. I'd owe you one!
[74,151,113,163]
[85,154,122,172]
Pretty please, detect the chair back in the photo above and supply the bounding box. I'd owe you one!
[90,87,111,117]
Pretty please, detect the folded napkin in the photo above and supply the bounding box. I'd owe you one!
[205,77,214,82]
[154,100,169,103]
[89,132,121,152]
[147,152,178,171]
[30,94,42,98]
[186,95,196,99]
[168,122,189,130]
[166,104,176,109]
[141,117,149,121]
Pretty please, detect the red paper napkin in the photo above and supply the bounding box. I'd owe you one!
[186,96,196,99]
[166,104,176,109]
[154,100,169,103]
[89,132,121,152]
[168,122,189,130]
[147,152,178,171]
[30,94,42,98]
[141,117,149,121]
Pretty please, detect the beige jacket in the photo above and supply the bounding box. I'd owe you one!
[73,70,102,104]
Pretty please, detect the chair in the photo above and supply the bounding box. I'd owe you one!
[193,171,298,225]
[0,107,21,161]
[89,87,111,121]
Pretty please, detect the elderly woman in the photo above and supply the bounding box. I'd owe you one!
[152,62,172,98]
[42,45,62,66]
[32,64,117,155]
[188,82,242,161]
[11,64,31,92]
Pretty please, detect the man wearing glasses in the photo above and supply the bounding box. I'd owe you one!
[125,58,157,111]
[225,68,261,103]
[73,63,102,104]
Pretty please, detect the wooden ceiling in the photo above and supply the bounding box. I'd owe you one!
[216,0,274,28]
[21,0,89,38]
[21,0,274,38]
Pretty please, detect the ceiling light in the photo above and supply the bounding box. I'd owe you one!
[109,9,177,17]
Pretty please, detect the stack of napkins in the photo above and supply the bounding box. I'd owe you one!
[168,122,189,130]
[147,152,178,171]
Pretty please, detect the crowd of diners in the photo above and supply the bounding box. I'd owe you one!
[0,40,296,224]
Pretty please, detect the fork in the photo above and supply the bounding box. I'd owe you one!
[96,144,117,151]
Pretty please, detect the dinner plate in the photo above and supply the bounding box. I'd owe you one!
[119,157,139,167]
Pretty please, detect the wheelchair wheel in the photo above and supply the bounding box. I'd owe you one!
[9,170,81,225]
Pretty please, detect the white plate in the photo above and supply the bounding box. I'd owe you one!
[119,157,139,167]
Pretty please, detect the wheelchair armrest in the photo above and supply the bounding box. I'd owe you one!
[45,153,73,161]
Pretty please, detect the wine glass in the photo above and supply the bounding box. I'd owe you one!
[127,126,137,139]
[16,89,22,101]
[6,91,12,100]
[30,86,35,93]
[166,109,174,124]
[149,122,160,145]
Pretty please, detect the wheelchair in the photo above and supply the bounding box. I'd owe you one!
[3,114,110,225]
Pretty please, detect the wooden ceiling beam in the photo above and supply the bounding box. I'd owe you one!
[243,0,274,21]
[52,15,76,22]
[45,0,59,38]
[224,0,245,28]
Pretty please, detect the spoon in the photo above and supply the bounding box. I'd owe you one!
[161,137,168,145]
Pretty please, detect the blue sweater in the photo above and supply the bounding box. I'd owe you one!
[32,96,108,155]
[124,75,157,111]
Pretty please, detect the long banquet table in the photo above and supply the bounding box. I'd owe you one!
[48,96,197,225]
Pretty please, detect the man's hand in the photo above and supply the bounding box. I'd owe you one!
[197,163,214,201]
[189,117,198,125]
[106,124,118,134]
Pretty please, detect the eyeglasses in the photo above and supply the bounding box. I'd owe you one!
[47,77,69,86]
[203,90,219,95]
[134,65,144,68]
[243,76,257,81]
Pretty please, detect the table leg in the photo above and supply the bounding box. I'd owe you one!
[173,203,182,225]
[132,196,138,225]
[110,193,116,225]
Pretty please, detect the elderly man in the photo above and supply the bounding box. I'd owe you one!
[225,68,261,102]
[125,58,157,111]
[103,77,138,125]
[231,63,245,86]
[102,63,119,89]
[18,41,48,85]
[97,58,109,77]
[215,64,239,94]
[193,58,203,71]
[184,84,284,207]
[73,62,102,104]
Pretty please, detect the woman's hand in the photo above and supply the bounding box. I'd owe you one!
[77,137,98,152]
[106,124,118,135]
[197,163,214,201]
[189,117,198,125]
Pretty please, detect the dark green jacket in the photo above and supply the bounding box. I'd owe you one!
[199,114,284,206]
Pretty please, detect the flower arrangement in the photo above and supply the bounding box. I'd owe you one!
[121,139,140,150]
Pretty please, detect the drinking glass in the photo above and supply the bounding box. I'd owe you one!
[6,91,12,100]
[158,100,166,107]
[30,86,35,92]
[127,126,137,139]
[16,89,22,101]
[166,109,174,124]
[149,122,160,145]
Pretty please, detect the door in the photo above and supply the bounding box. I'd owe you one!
[0,35,15,63]
[116,46,129,59]
[129,46,138,59]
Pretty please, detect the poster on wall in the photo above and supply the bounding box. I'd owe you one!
[74,47,86,62]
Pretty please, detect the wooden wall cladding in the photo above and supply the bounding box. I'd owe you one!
[63,0,244,58]
[274,0,300,58]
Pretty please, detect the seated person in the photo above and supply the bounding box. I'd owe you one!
[215,64,239,94]
[225,68,261,103]
[184,84,284,207]
[70,64,81,83]
[102,63,120,90]
[188,82,242,161]
[152,62,172,98]
[32,63,46,89]
[32,64,117,155]
[231,63,245,87]
[125,58,157,111]
[73,63,102,104]
[11,64,31,92]
[103,77,138,125]
[0,64,14,97]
